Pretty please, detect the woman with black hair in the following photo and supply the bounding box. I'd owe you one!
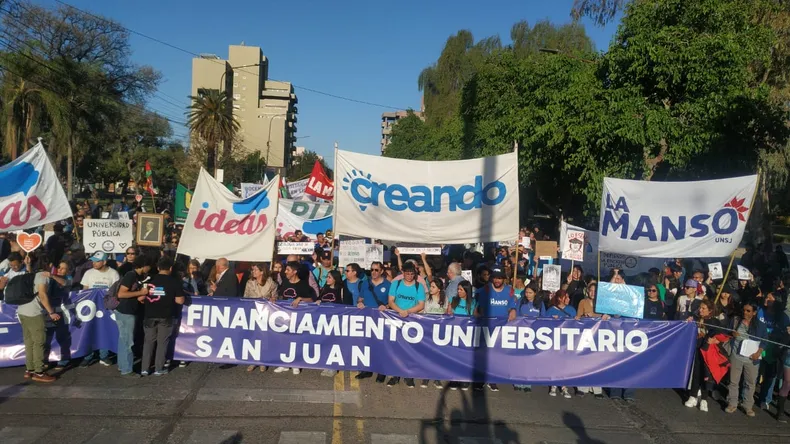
[317,270,345,305]
[723,301,768,416]
[423,277,448,315]
[508,282,543,394]
[684,299,721,412]
[447,280,478,391]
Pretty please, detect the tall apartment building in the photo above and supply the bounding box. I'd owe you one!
[191,45,298,173]
[380,109,423,153]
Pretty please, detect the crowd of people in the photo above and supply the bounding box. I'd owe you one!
[1,200,789,422]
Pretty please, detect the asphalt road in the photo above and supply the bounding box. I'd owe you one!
[0,362,787,444]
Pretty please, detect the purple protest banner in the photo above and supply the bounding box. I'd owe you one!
[0,290,118,366]
[175,297,696,388]
[0,292,697,388]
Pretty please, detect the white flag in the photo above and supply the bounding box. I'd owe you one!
[599,176,757,258]
[0,142,71,232]
[335,150,519,244]
[178,169,279,261]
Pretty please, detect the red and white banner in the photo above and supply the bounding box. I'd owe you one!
[0,142,72,232]
[178,169,279,261]
[304,160,334,200]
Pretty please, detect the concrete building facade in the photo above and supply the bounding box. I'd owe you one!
[191,45,298,174]
[380,110,423,154]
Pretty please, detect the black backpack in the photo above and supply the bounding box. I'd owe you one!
[4,274,37,305]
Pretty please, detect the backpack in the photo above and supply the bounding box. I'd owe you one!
[103,279,123,311]
[4,274,37,305]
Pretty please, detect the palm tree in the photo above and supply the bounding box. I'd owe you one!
[1,51,45,159]
[186,90,238,176]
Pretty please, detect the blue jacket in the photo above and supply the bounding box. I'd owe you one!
[728,316,769,364]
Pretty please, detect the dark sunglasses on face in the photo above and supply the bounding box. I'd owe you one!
[371,268,381,272]
[647,289,657,293]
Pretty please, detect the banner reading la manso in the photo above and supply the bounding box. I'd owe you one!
[599,176,758,258]
[335,150,519,244]
[177,169,279,261]
[0,142,72,231]
[0,292,696,387]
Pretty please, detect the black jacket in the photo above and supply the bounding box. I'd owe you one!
[214,270,240,297]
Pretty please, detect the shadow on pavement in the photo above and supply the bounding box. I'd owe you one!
[562,411,605,444]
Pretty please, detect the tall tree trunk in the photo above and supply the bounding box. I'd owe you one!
[24,104,35,151]
[5,114,18,160]
[207,139,217,177]
[67,134,74,200]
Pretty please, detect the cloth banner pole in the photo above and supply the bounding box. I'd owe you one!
[714,252,737,305]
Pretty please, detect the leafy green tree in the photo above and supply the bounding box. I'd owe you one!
[186,89,238,176]
[287,149,332,182]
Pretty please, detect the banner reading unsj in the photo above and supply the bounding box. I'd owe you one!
[335,150,519,243]
[178,169,279,261]
[599,176,757,258]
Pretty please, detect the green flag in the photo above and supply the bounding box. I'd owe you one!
[174,184,191,224]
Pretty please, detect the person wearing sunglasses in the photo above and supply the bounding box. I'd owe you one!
[355,261,392,383]
[723,302,768,416]
[117,248,139,277]
[675,280,704,321]
[643,284,666,320]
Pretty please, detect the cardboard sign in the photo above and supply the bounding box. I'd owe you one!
[562,230,585,262]
[118,212,129,220]
[461,270,473,282]
[597,282,646,319]
[535,241,558,259]
[83,219,133,253]
[277,242,315,255]
[339,243,383,270]
[737,265,752,281]
[542,264,562,292]
[708,262,723,280]
[396,243,442,255]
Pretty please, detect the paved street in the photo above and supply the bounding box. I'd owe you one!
[0,363,788,444]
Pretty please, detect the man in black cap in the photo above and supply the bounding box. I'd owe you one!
[312,249,334,288]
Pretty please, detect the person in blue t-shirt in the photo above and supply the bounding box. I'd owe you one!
[473,266,513,392]
[354,261,392,383]
[544,289,577,399]
[476,267,513,319]
[385,263,425,388]
[508,281,543,393]
[312,250,334,289]
[342,263,370,306]
[449,280,478,317]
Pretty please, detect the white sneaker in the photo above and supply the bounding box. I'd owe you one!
[685,397,698,408]
[549,386,557,397]
[273,367,289,373]
[700,400,708,412]
[562,387,572,399]
[292,368,301,375]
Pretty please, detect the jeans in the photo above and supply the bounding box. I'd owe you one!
[758,359,779,405]
[728,357,759,410]
[514,384,532,389]
[610,388,635,399]
[19,315,46,373]
[115,312,137,374]
[142,318,174,372]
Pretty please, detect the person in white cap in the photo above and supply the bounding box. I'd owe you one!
[79,251,120,367]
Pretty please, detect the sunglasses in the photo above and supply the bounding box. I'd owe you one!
[371,268,382,272]
[345,269,353,273]
[647,289,657,293]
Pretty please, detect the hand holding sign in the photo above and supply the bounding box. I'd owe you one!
[708,262,723,280]
[737,265,752,281]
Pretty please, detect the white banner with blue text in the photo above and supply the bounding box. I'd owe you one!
[335,150,519,244]
[598,176,757,258]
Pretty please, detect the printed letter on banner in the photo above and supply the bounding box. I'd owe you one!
[0,142,71,231]
[178,169,279,261]
[335,150,518,244]
[276,198,333,240]
[598,176,757,258]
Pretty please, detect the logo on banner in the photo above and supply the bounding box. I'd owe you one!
[602,194,746,243]
[341,170,506,212]
[194,190,271,235]
[0,160,49,229]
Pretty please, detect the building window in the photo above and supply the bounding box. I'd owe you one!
[233,104,240,109]
[234,72,239,77]
[233,94,241,100]
[233,83,238,87]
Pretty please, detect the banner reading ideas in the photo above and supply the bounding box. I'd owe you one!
[174,297,696,387]
[599,176,757,258]
[0,142,71,232]
[335,150,519,244]
[178,169,279,261]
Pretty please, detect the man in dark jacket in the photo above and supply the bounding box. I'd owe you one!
[210,257,239,297]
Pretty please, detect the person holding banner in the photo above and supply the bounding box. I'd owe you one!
[545,290,576,399]
[116,256,153,376]
[447,280,478,391]
[317,270,344,305]
[273,261,316,376]
[139,256,185,376]
[243,263,278,301]
[508,282,543,394]
[724,302,768,416]
[386,262,425,388]
[684,299,721,413]
[355,262,392,383]
[419,278,448,389]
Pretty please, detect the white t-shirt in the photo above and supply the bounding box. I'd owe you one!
[81,267,120,289]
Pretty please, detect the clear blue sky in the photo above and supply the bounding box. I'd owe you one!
[40,0,620,165]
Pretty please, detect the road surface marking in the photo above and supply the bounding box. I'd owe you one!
[349,371,365,443]
[185,429,242,444]
[278,431,327,444]
[371,434,419,444]
[331,370,344,444]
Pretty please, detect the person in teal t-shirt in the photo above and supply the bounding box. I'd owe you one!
[385,263,425,389]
